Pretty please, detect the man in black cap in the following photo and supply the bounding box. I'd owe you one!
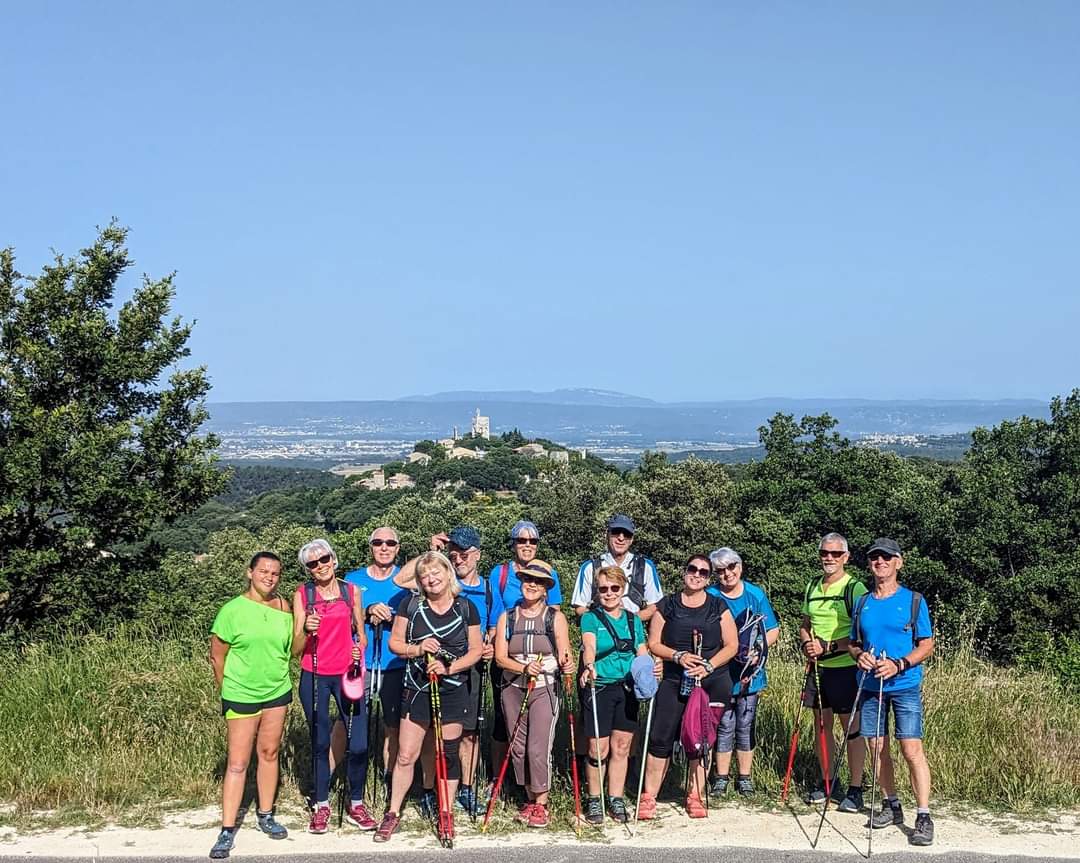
[848,537,935,846]
[571,514,662,622]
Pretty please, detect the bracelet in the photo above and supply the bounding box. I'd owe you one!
[896,657,908,673]
[801,639,811,648]
[673,650,686,663]
[702,660,714,674]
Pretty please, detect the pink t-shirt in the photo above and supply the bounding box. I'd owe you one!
[296,582,357,676]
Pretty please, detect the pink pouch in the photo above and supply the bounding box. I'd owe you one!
[340,657,366,701]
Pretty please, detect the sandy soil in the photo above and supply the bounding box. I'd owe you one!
[2,800,1079,858]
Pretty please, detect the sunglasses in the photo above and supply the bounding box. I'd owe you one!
[819,549,845,558]
[868,551,896,562]
[596,584,622,594]
[609,529,634,540]
[685,564,711,577]
[371,539,399,548]
[520,575,549,586]
[304,553,333,570]
[447,546,474,558]
[514,537,539,546]
[712,562,738,574]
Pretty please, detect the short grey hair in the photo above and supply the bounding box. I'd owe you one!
[298,538,337,569]
[709,547,743,568]
[369,525,399,543]
[818,532,849,553]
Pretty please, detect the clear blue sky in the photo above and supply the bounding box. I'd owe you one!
[3,2,1077,402]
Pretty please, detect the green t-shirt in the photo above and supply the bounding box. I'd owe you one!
[581,608,646,685]
[801,572,868,669]
[211,595,294,703]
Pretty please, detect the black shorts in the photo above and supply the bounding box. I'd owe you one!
[400,682,471,727]
[369,667,405,728]
[582,681,640,738]
[221,689,292,717]
[647,673,731,760]
[802,664,859,714]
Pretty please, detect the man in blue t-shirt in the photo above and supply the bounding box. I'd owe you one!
[705,547,780,797]
[341,526,410,798]
[849,537,935,847]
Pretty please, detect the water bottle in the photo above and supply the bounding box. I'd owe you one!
[680,666,694,697]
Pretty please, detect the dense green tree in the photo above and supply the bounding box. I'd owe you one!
[0,225,226,631]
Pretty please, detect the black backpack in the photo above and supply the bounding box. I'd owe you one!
[593,609,641,660]
[505,605,557,642]
[590,555,649,610]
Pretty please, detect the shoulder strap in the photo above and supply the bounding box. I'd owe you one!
[629,556,647,606]
[589,557,603,604]
[339,579,354,609]
[906,591,925,643]
[499,562,511,594]
[544,607,556,639]
[843,578,856,618]
[505,605,517,641]
[851,592,871,646]
[804,577,818,609]
[485,577,493,624]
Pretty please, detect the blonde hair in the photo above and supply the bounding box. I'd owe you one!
[596,565,627,590]
[415,551,462,597]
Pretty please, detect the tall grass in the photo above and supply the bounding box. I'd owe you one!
[1,625,1078,827]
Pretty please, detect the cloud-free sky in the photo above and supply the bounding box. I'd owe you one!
[3,2,1078,401]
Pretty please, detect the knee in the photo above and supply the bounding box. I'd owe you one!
[899,739,925,761]
[256,742,279,762]
[225,758,249,777]
[610,736,631,760]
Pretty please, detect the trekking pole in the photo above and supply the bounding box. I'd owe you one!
[367,623,383,810]
[812,648,872,849]
[780,661,811,803]
[428,655,454,848]
[339,656,361,828]
[482,657,538,833]
[563,672,583,837]
[867,651,886,860]
[631,691,656,836]
[810,628,832,802]
[307,604,319,811]
[588,673,606,820]
[469,640,489,823]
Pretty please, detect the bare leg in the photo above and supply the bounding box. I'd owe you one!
[899,739,931,808]
[735,748,754,775]
[642,753,670,797]
[254,706,287,811]
[585,737,610,795]
[389,717,427,814]
[222,715,258,826]
[607,730,634,797]
[839,710,866,786]
[714,749,733,777]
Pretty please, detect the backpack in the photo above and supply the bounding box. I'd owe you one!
[850,589,926,649]
[304,578,358,635]
[804,575,862,659]
[733,608,769,687]
[402,592,472,657]
[504,605,557,642]
[679,685,721,758]
[594,609,641,661]
[589,554,649,610]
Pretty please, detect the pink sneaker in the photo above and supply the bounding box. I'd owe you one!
[309,804,331,834]
[514,802,536,824]
[346,800,377,830]
[527,803,550,828]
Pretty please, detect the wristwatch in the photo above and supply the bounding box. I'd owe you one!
[673,650,687,664]
[702,659,714,674]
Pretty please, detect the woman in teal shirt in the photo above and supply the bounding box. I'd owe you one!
[208,551,293,859]
[579,565,650,825]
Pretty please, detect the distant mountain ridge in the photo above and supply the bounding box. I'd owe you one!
[399,388,660,408]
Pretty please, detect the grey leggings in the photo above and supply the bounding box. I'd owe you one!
[715,692,760,753]
[501,682,560,795]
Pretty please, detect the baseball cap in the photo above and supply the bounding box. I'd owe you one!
[607,514,636,534]
[448,525,481,550]
[867,537,902,557]
[630,654,659,700]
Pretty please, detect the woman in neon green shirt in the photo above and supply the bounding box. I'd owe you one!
[208,551,293,859]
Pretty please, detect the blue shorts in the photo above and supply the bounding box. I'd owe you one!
[859,686,924,740]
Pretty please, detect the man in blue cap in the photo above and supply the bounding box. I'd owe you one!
[485,519,563,796]
[571,514,662,623]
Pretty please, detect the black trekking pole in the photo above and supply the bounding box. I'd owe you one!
[812,648,873,849]
[867,651,887,860]
[307,606,319,811]
[367,623,384,810]
[470,647,488,823]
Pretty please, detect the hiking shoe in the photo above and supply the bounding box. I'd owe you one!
[710,775,730,796]
[345,800,377,830]
[636,792,657,821]
[870,800,904,829]
[514,802,537,824]
[686,793,707,818]
[308,805,330,834]
[804,783,827,804]
[527,803,550,828]
[373,811,400,842]
[911,812,934,846]
[255,811,287,839]
[456,785,479,815]
[209,828,235,859]
[585,796,604,825]
[418,789,437,820]
[735,776,755,797]
[608,796,629,823]
[830,781,846,804]
[837,786,864,813]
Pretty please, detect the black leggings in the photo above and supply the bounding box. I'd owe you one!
[647,674,731,760]
[299,670,368,803]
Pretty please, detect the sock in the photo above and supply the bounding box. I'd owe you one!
[460,784,472,793]
[886,796,899,806]
[738,774,751,780]
[221,825,237,833]
[848,785,862,791]
[256,810,272,818]
[917,806,930,816]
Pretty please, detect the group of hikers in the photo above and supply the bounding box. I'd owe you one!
[208,516,936,858]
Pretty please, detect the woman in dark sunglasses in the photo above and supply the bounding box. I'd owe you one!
[637,554,737,821]
[291,539,372,834]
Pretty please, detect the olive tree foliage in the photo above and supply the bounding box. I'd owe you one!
[0,225,226,631]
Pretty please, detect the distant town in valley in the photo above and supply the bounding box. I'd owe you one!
[204,390,1048,469]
